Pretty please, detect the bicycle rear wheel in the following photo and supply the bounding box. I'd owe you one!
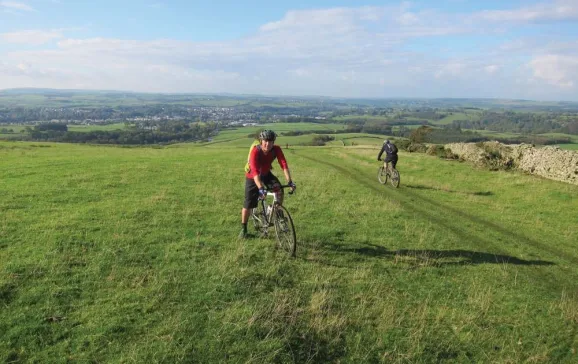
[390,168,400,188]
[273,205,296,257]
[377,166,388,184]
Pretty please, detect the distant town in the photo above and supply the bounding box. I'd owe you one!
[1,89,577,146]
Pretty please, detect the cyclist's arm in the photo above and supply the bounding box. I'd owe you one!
[377,145,385,160]
[275,147,292,183]
[253,175,264,190]
[282,167,292,183]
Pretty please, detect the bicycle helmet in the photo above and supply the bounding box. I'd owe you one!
[259,129,277,141]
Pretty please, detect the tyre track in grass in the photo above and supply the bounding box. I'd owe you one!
[295,151,578,274]
[296,150,578,351]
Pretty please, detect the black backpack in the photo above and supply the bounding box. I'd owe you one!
[387,143,398,154]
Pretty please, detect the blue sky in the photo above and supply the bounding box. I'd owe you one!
[1,0,578,101]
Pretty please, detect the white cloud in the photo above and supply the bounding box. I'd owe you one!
[397,12,420,26]
[477,0,578,22]
[1,30,63,45]
[260,7,384,32]
[529,55,578,88]
[434,62,466,79]
[484,65,500,74]
[0,1,34,12]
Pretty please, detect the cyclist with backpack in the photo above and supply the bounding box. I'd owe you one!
[377,139,398,171]
[240,129,296,238]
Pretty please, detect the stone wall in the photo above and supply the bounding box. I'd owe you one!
[445,142,578,185]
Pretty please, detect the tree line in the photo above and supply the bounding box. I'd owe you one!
[451,111,578,135]
[13,121,219,145]
[407,126,572,145]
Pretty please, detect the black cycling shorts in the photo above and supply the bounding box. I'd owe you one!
[385,155,398,169]
[244,173,282,209]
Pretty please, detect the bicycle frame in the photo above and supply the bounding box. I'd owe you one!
[256,190,281,227]
[254,185,292,227]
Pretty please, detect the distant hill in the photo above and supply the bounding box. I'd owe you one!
[2,88,578,111]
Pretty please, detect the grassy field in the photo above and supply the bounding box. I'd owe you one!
[1,130,577,362]
[331,115,390,122]
[0,125,27,139]
[435,111,482,125]
[559,143,578,150]
[211,123,349,147]
[330,111,484,127]
[0,123,130,140]
[540,132,578,142]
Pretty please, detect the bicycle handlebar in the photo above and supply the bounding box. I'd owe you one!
[264,185,296,195]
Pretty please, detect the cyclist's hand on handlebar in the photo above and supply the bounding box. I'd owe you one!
[258,187,267,199]
[377,157,381,161]
[288,180,296,194]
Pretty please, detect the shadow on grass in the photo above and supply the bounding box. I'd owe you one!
[322,242,555,267]
[283,331,346,364]
[405,184,493,196]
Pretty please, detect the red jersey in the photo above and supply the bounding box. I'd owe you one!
[245,145,288,179]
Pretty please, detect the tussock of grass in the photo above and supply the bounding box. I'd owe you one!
[557,291,578,324]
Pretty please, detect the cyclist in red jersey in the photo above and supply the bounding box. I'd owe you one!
[240,130,296,238]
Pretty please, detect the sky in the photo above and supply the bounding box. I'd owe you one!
[1,0,578,101]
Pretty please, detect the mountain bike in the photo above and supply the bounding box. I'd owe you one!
[377,162,400,188]
[250,185,297,257]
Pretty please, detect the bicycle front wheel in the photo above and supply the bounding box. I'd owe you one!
[272,205,296,257]
[390,168,400,188]
[377,166,388,184]
[251,205,268,236]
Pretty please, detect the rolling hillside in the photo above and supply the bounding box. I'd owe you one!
[1,131,577,362]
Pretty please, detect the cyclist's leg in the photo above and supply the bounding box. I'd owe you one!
[241,178,259,237]
[386,154,397,171]
[242,178,259,222]
[384,155,392,173]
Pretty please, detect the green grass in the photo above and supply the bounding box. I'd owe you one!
[559,143,578,150]
[333,133,390,146]
[331,115,390,121]
[0,125,28,139]
[473,130,523,139]
[469,130,578,145]
[539,133,578,143]
[330,111,485,127]
[435,112,482,125]
[0,123,129,140]
[208,122,348,147]
[1,133,577,362]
